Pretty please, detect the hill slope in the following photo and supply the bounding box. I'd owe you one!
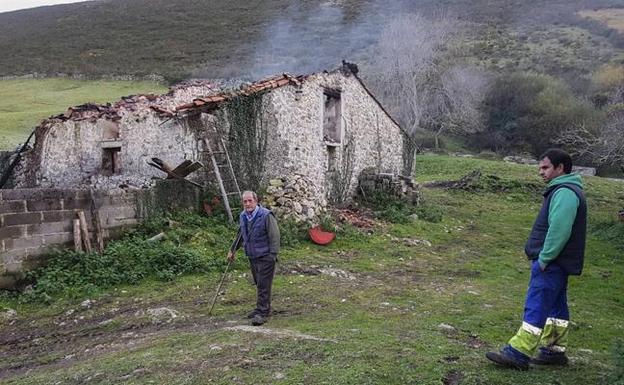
[1,0,624,81]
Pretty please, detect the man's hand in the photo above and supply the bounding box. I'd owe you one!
[227,250,235,263]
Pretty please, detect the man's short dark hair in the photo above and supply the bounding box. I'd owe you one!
[540,148,573,174]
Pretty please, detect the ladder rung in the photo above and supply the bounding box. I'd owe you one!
[226,192,240,196]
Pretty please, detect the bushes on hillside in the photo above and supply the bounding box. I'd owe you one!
[474,72,602,156]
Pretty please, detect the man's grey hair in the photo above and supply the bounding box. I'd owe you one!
[242,191,257,201]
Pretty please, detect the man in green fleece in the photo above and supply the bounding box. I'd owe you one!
[486,148,587,370]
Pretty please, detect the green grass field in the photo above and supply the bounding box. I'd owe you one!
[0,78,166,150]
[1,155,623,384]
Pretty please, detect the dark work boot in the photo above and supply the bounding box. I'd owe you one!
[246,310,260,319]
[531,348,569,366]
[251,314,267,326]
[485,345,530,371]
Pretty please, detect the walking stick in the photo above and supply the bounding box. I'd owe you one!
[208,259,232,316]
[208,231,241,316]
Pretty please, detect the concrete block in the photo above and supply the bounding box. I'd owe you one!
[63,197,92,210]
[101,206,136,226]
[0,200,26,214]
[42,210,76,223]
[4,261,23,274]
[0,225,26,240]
[22,252,49,270]
[27,221,73,236]
[43,233,73,246]
[27,199,63,212]
[1,188,78,201]
[2,212,42,226]
[0,275,17,290]
[4,236,45,251]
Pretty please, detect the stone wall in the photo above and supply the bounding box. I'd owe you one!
[0,181,203,289]
[15,84,217,189]
[14,66,407,206]
[260,69,405,203]
[357,168,421,205]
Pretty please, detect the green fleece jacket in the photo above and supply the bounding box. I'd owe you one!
[538,173,584,269]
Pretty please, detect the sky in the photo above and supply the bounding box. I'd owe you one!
[0,0,93,13]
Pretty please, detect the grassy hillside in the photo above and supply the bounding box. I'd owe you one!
[1,0,624,81]
[1,155,622,384]
[0,78,166,150]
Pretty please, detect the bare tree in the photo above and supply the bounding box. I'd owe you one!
[365,13,488,152]
[556,112,624,169]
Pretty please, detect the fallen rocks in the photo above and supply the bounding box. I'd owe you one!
[264,173,327,224]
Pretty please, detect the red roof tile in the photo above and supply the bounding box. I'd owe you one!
[175,73,302,113]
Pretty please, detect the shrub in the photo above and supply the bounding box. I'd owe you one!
[279,218,309,249]
[606,340,624,385]
[20,212,235,302]
[357,190,441,224]
[591,220,624,252]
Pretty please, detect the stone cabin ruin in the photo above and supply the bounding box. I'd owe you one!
[0,63,415,287]
[10,62,413,206]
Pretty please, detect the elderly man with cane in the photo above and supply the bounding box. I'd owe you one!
[227,191,280,326]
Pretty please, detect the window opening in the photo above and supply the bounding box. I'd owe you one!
[323,89,341,143]
[102,147,121,176]
[327,146,338,172]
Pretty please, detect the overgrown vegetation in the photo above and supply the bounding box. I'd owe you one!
[17,213,234,302]
[220,93,269,192]
[1,154,623,384]
[606,340,624,385]
[591,220,624,252]
[356,190,442,224]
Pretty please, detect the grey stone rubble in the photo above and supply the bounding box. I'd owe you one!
[263,173,327,224]
[357,167,421,205]
[503,155,538,165]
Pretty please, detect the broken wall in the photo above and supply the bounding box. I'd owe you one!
[260,69,404,202]
[16,84,218,189]
[0,181,203,289]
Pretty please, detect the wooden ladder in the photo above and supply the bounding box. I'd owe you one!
[203,130,241,223]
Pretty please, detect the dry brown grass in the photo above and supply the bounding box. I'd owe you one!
[579,8,624,33]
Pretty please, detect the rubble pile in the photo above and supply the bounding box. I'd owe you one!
[335,208,375,228]
[357,167,421,205]
[263,174,327,224]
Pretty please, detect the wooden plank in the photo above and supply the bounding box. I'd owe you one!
[77,211,92,253]
[73,219,83,252]
[171,160,193,175]
[176,161,203,177]
[93,209,104,253]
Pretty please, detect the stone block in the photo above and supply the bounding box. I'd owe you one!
[27,199,63,212]
[2,212,42,226]
[27,221,73,236]
[0,200,26,214]
[0,225,25,240]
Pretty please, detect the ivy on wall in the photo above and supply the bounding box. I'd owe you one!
[328,118,356,204]
[217,92,269,191]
